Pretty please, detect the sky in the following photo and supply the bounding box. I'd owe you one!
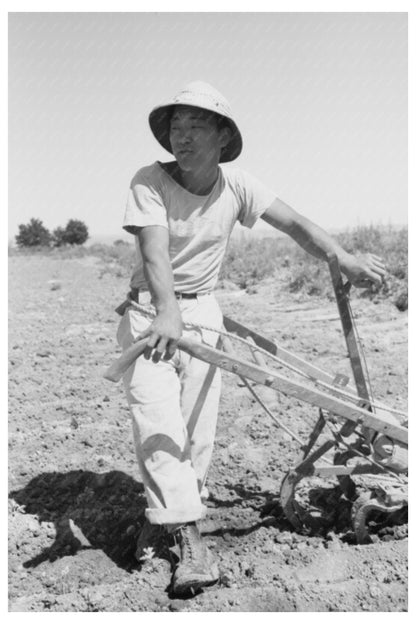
[8,11,408,241]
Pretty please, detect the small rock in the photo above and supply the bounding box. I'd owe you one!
[274,531,292,545]
[169,600,186,611]
[295,541,308,551]
[369,584,381,599]
[220,573,233,587]
[48,280,62,291]
[155,596,169,607]
[375,570,389,583]
[43,577,55,588]
[80,572,91,584]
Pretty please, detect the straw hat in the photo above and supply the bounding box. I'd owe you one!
[148,81,243,163]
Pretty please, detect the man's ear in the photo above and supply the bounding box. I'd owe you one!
[219,126,231,149]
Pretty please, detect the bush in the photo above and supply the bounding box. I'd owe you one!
[220,237,284,288]
[219,225,407,308]
[394,290,408,311]
[52,226,67,247]
[15,218,52,248]
[15,218,90,248]
[55,219,89,246]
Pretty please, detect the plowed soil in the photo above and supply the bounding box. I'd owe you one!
[8,254,408,612]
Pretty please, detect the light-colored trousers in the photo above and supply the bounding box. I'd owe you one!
[117,293,223,525]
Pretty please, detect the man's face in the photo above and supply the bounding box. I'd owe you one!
[169,105,228,172]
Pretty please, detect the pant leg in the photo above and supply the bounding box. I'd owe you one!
[117,308,206,525]
[178,295,223,493]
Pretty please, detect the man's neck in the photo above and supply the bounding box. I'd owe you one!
[173,163,219,196]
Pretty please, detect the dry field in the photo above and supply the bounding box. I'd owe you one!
[8,241,408,612]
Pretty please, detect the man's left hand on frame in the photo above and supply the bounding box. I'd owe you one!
[341,253,387,288]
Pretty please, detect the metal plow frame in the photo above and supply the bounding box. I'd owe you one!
[105,256,408,543]
[185,316,408,541]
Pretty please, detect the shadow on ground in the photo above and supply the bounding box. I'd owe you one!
[9,470,147,572]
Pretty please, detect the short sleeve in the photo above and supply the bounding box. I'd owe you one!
[123,166,168,234]
[234,169,276,228]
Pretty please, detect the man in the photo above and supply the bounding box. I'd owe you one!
[117,81,386,595]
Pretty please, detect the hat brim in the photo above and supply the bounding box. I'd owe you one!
[149,104,243,163]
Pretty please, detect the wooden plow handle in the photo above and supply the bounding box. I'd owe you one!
[176,337,408,446]
[104,334,407,446]
[327,253,372,407]
[104,338,148,382]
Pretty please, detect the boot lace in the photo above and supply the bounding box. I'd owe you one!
[180,524,198,564]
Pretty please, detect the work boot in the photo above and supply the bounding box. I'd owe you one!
[170,522,219,596]
[135,519,168,563]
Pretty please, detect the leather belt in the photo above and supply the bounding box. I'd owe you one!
[129,288,198,302]
[115,289,200,316]
[174,292,198,300]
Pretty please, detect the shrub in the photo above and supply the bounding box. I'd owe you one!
[52,226,67,247]
[220,237,284,288]
[15,218,52,248]
[394,291,408,312]
[219,225,407,308]
[58,219,89,246]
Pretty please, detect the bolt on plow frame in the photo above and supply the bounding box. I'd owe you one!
[105,254,408,544]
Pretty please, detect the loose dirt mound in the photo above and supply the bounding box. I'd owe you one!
[8,255,408,612]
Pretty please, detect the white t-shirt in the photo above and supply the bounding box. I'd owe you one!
[123,161,276,294]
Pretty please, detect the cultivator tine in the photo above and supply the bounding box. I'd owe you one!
[352,491,408,544]
[301,409,327,459]
[292,439,337,477]
[280,471,304,531]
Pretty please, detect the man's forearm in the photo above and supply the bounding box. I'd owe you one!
[138,226,179,313]
[262,201,350,270]
[285,218,350,268]
[262,200,385,286]
[134,225,183,359]
[143,255,178,311]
